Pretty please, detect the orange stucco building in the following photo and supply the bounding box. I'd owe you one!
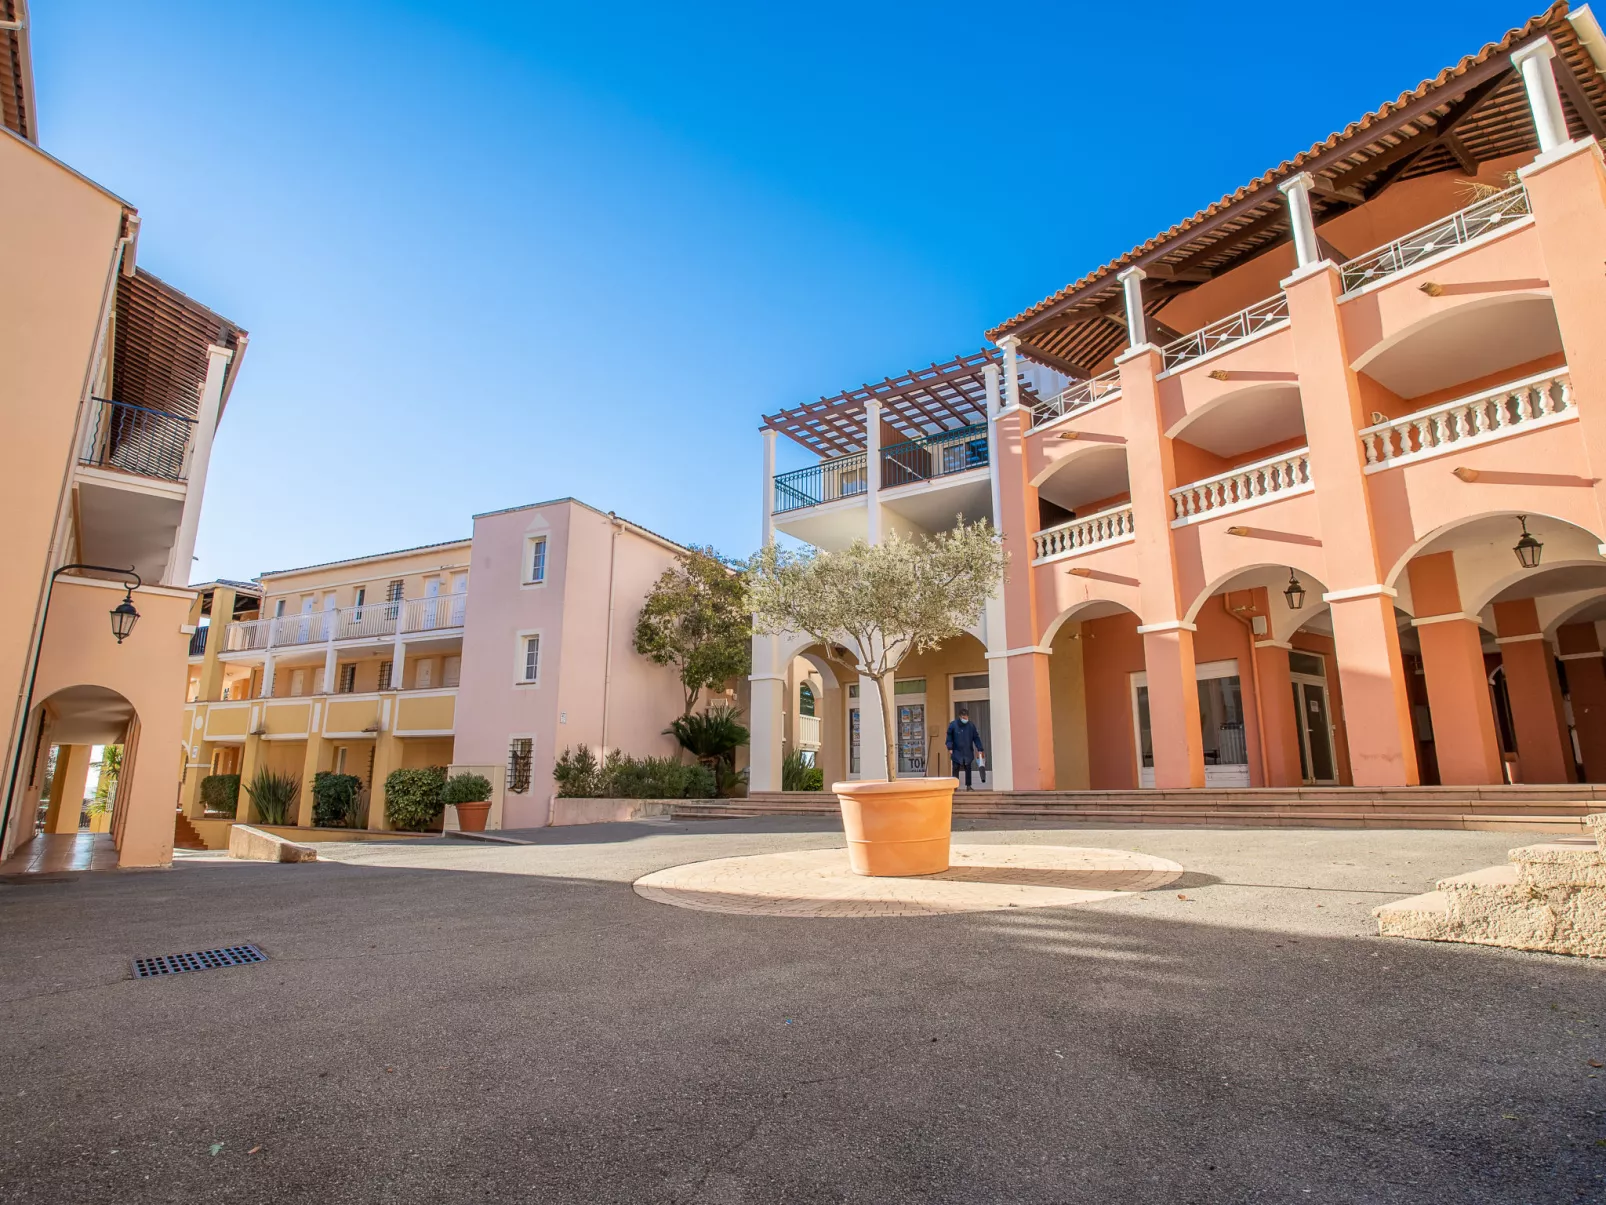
[752,5,1606,802]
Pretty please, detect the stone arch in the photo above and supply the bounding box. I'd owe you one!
[1042,597,1142,649]
[1182,560,1331,631]
[1351,292,1560,396]
[1382,510,1605,597]
[1165,382,1306,454]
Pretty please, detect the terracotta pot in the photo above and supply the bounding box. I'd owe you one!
[454,801,492,832]
[831,777,958,876]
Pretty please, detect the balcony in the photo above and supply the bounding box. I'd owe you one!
[1360,367,1574,472]
[79,398,196,483]
[1340,183,1531,295]
[1170,449,1312,526]
[188,627,209,657]
[1032,368,1121,429]
[1159,293,1290,373]
[224,595,467,653]
[772,425,990,514]
[399,595,467,634]
[1032,504,1136,563]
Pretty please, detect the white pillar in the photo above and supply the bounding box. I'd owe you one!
[261,653,276,699]
[1513,38,1570,155]
[390,636,406,693]
[322,639,338,695]
[760,427,777,548]
[1117,267,1148,348]
[748,634,785,792]
[165,344,233,587]
[999,336,1022,412]
[1278,172,1320,269]
[856,672,890,780]
[980,362,1014,791]
[865,399,884,545]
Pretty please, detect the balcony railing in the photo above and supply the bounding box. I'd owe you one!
[798,714,822,748]
[224,593,469,652]
[79,398,196,482]
[1160,293,1290,372]
[1032,368,1121,428]
[1359,368,1574,473]
[400,595,468,633]
[774,453,868,513]
[223,618,272,652]
[188,627,209,657]
[1170,448,1313,525]
[881,424,988,487]
[335,603,399,641]
[1032,503,1136,562]
[1340,184,1531,294]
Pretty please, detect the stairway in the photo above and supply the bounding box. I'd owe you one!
[1375,814,1606,957]
[671,787,1596,833]
[173,812,208,851]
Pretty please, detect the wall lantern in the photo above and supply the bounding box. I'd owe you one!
[109,585,141,643]
[1513,515,1543,570]
[1283,570,1307,610]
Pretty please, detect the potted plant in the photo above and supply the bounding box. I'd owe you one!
[441,772,493,832]
[747,523,1005,876]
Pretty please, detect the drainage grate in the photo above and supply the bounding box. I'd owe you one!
[132,944,266,979]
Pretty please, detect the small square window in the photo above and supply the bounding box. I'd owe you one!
[337,664,356,694]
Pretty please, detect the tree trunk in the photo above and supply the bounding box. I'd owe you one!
[875,673,899,782]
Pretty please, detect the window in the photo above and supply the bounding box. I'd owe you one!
[337,664,356,694]
[517,633,540,684]
[507,737,533,794]
[385,579,404,602]
[799,682,816,717]
[526,536,547,584]
[377,661,393,692]
[274,599,286,618]
[334,746,348,774]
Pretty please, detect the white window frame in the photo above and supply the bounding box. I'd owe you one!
[1129,658,1247,789]
[523,535,549,587]
[514,629,542,686]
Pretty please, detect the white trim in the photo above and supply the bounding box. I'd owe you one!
[1558,650,1605,661]
[984,645,1052,659]
[1322,585,1397,603]
[1153,317,1290,382]
[54,574,195,601]
[1135,620,1197,635]
[748,673,788,682]
[1336,214,1535,304]
[1255,639,1294,650]
[1411,611,1483,628]
[522,534,549,588]
[513,628,542,686]
[1495,632,1547,645]
[71,462,187,503]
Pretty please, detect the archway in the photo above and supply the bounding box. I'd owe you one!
[1353,293,1561,402]
[10,685,138,870]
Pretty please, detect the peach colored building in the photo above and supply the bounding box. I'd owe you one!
[0,5,249,868]
[752,6,1606,797]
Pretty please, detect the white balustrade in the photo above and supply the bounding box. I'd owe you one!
[1032,504,1136,561]
[1170,449,1312,526]
[271,611,332,647]
[222,617,271,652]
[1032,368,1122,428]
[1159,292,1290,371]
[335,602,399,641]
[1359,368,1574,472]
[798,714,823,748]
[401,595,468,634]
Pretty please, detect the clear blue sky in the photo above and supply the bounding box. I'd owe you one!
[36,0,1537,581]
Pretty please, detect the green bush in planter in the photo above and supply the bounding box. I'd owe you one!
[243,768,299,826]
[553,746,604,798]
[311,771,364,828]
[199,773,240,817]
[441,772,492,807]
[384,766,447,831]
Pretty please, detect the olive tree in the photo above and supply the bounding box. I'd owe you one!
[634,546,752,715]
[746,523,1005,781]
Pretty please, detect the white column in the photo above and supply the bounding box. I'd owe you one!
[261,653,276,700]
[1117,267,1148,348]
[390,635,406,693]
[748,634,785,792]
[322,636,338,695]
[1278,172,1320,269]
[760,428,777,548]
[865,399,884,545]
[999,336,1022,412]
[165,344,233,587]
[1513,38,1569,155]
[980,361,1014,790]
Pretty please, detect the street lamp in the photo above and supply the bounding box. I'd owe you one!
[1513,516,1543,569]
[1283,570,1307,611]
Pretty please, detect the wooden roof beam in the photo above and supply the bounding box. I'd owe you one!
[1552,52,1606,142]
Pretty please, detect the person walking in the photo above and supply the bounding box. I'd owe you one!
[945,708,985,791]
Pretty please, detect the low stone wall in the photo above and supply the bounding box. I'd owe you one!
[549,798,678,827]
[228,824,318,863]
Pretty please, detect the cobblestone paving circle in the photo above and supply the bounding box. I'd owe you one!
[633,844,1186,918]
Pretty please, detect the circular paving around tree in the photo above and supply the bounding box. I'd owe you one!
[633,844,1185,918]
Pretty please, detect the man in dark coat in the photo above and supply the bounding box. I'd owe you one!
[945,708,985,790]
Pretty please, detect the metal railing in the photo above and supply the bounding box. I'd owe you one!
[1032,504,1136,561]
[880,424,988,487]
[1170,448,1313,525]
[223,618,272,652]
[1359,367,1574,472]
[1340,184,1531,294]
[400,595,468,634]
[1032,368,1121,428]
[335,602,399,641]
[271,611,333,647]
[773,453,869,513]
[79,398,195,482]
[188,627,209,657]
[1160,293,1290,371]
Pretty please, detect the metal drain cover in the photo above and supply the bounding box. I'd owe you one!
[132,944,266,979]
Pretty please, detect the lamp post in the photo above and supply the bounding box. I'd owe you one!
[0,564,141,858]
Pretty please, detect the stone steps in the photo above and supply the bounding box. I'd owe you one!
[1375,816,1606,957]
[173,812,207,851]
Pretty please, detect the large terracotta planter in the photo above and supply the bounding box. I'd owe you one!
[831,777,958,876]
[454,801,492,832]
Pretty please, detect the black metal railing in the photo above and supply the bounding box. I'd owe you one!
[188,627,209,656]
[881,424,988,488]
[773,453,869,513]
[80,398,195,482]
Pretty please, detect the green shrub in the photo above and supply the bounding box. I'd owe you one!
[781,751,824,792]
[553,746,605,798]
[553,746,719,799]
[311,771,364,828]
[200,773,240,817]
[683,763,717,799]
[384,766,447,831]
[243,768,299,826]
[665,706,749,797]
[441,772,492,806]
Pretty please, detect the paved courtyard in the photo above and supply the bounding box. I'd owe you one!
[0,817,1602,1203]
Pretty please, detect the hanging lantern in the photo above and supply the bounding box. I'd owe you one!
[1513,515,1543,570]
[1283,570,1306,611]
[109,588,140,643]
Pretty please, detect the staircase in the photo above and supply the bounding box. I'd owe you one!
[671,787,1598,833]
[1375,814,1606,957]
[173,812,208,850]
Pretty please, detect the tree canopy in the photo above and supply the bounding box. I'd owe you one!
[634,546,752,715]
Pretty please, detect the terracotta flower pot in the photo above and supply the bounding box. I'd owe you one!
[454,801,492,832]
[831,777,958,876]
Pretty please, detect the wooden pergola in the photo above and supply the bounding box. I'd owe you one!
[762,349,1043,459]
[989,3,1606,375]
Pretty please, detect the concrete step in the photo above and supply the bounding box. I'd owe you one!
[1510,839,1606,890]
[1437,863,1519,891]
[1375,890,1451,942]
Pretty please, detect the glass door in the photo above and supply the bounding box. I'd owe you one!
[894,678,927,775]
[1292,678,1338,784]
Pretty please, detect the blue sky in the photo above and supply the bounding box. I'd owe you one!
[36,0,1538,581]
